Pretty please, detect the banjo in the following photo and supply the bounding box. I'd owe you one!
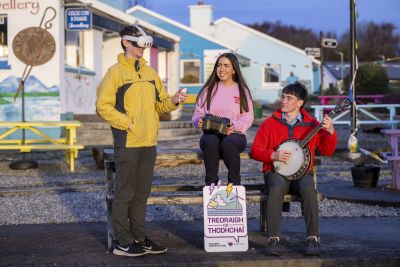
[273,99,351,180]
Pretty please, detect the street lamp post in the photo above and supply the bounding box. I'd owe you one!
[335,51,344,93]
[350,0,357,136]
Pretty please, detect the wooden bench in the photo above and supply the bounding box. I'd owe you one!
[381,129,400,190]
[103,148,322,251]
[0,121,84,172]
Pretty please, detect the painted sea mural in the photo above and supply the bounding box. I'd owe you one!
[0,75,61,139]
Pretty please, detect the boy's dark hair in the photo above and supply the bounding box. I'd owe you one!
[119,26,142,51]
[282,82,308,107]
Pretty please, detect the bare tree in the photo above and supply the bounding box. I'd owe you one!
[249,21,319,49]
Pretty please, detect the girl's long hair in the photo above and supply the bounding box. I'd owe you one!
[196,53,252,113]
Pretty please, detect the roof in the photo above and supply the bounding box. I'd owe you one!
[324,61,400,80]
[214,17,321,65]
[78,0,181,42]
[125,5,250,65]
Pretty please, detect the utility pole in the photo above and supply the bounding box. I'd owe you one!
[319,31,324,95]
[350,0,357,135]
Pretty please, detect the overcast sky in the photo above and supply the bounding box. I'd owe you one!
[146,0,400,35]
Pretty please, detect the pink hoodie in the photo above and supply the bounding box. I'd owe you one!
[192,82,254,134]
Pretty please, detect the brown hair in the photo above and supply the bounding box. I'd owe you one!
[196,53,252,113]
[119,26,142,52]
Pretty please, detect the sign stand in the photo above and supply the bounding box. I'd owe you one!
[203,184,248,252]
[9,7,56,170]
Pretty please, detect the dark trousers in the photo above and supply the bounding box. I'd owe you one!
[112,146,156,246]
[200,133,247,185]
[264,172,319,238]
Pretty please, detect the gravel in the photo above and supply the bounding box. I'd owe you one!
[0,126,398,225]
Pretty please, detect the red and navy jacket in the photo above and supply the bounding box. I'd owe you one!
[251,108,338,173]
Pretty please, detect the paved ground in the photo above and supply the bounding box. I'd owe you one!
[0,217,399,267]
[0,122,399,266]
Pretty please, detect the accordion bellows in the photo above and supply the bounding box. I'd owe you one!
[203,114,231,135]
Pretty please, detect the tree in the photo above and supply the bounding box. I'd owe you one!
[344,63,389,95]
[248,21,400,62]
[334,22,400,62]
[249,21,319,49]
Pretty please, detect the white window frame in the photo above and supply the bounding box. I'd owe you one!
[261,64,281,88]
[180,59,202,86]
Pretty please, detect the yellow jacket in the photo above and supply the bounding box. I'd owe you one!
[96,53,177,148]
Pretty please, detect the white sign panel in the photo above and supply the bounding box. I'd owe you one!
[305,47,321,57]
[203,185,248,252]
[321,37,338,48]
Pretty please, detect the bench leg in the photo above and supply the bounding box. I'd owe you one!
[393,160,400,190]
[260,196,268,232]
[282,202,290,212]
[70,152,75,172]
[105,161,115,251]
[106,196,114,251]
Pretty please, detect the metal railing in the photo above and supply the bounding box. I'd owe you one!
[311,104,400,129]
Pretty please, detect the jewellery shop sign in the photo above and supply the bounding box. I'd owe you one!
[65,7,92,31]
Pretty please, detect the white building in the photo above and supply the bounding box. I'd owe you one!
[188,3,321,104]
[0,0,181,128]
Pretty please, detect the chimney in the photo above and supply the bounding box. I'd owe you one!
[189,2,213,34]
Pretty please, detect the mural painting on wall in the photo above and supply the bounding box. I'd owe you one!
[0,5,60,122]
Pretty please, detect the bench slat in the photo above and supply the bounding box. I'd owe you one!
[106,192,324,205]
[0,144,84,150]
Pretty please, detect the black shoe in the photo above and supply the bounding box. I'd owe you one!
[112,242,147,257]
[136,237,167,254]
[265,237,280,256]
[304,236,320,256]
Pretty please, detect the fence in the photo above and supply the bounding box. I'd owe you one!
[311,104,400,129]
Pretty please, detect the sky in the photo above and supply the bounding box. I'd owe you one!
[145,0,400,36]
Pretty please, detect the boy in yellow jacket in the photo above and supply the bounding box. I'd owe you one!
[97,25,186,257]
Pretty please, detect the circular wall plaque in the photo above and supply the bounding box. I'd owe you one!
[12,27,56,66]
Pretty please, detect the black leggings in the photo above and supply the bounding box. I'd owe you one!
[200,133,247,185]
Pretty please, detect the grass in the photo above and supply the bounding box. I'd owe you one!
[0,92,59,97]
[0,97,9,104]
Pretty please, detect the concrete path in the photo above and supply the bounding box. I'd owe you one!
[0,218,399,267]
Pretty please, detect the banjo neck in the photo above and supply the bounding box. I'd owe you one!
[298,108,338,149]
[298,123,323,149]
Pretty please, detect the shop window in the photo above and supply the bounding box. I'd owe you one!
[262,64,281,86]
[180,59,201,84]
[0,14,8,62]
[65,30,85,68]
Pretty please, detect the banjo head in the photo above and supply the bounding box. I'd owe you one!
[273,139,311,180]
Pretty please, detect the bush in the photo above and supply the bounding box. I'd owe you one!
[344,63,389,95]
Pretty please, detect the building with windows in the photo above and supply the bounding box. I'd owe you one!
[126,5,250,95]
[0,0,181,127]
[188,3,321,103]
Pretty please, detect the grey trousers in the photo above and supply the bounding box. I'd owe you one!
[112,146,156,246]
[264,172,319,238]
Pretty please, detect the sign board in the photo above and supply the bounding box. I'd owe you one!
[203,185,248,252]
[321,37,338,48]
[305,47,321,57]
[65,8,92,31]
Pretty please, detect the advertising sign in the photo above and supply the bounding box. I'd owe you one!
[203,185,248,252]
[305,47,321,58]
